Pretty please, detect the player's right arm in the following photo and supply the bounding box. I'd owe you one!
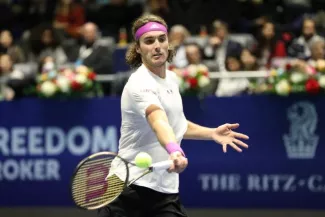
[146,105,188,173]
[127,80,187,173]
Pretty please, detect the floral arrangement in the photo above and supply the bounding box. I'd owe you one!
[25,62,103,99]
[172,64,211,96]
[249,59,325,96]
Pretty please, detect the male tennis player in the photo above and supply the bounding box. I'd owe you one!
[98,14,249,217]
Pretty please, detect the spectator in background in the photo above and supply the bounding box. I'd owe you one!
[169,25,190,68]
[185,43,203,66]
[307,39,325,65]
[54,0,85,39]
[254,21,287,69]
[215,54,250,97]
[0,30,25,63]
[240,48,259,71]
[28,25,68,66]
[145,0,170,24]
[68,22,113,75]
[203,20,242,72]
[0,54,28,100]
[225,55,242,72]
[288,17,324,59]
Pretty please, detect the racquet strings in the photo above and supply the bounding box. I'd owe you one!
[71,154,127,210]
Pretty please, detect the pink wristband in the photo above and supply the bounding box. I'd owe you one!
[166,142,186,157]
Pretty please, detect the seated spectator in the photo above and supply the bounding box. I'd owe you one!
[254,21,287,69]
[0,30,25,63]
[67,22,113,75]
[0,54,30,100]
[169,25,191,68]
[226,55,242,72]
[53,0,85,39]
[28,25,68,66]
[288,17,324,59]
[185,43,203,66]
[240,48,259,71]
[215,55,250,97]
[203,20,243,72]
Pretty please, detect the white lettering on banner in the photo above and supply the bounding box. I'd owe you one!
[0,128,9,155]
[12,128,27,156]
[92,126,118,153]
[0,126,118,156]
[198,174,325,193]
[198,174,242,191]
[29,127,44,155]
[308,175,325,192]
[0,159,60,181]
[247,174,296,192]
[45,127,65,156]
[67,127,91,156]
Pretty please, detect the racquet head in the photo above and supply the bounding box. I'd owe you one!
[70,152,129,210]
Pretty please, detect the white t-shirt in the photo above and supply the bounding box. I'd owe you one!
[110,64,188,194]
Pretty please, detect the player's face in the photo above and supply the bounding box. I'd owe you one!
[137,31,169,68]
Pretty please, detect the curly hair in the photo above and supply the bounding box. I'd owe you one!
[125,14,175,69]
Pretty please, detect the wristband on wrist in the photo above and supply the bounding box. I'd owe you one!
[166,142,185,157]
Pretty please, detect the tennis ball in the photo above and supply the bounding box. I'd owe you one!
[135,152,152,168]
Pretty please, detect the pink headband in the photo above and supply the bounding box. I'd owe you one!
[135,22,167,40]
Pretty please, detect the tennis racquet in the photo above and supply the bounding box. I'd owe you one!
[70,151,173,210]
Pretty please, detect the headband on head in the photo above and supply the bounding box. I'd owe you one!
[135,22,167,40]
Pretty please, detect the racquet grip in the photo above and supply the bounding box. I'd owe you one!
[150,160,173,171]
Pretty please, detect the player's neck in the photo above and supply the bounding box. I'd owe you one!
[144,63,166,79]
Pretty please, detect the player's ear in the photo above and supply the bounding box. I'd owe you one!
[136,42,141,54]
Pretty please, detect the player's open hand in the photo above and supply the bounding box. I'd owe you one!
[168,151,188,173]
[212,123,249,153]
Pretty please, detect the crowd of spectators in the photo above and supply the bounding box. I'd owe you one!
[1,0,325,99]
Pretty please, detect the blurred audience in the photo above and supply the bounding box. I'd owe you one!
[54,0,86,39]
[254,21,287,69]
[28,25,68,66]
[68,22,113,75]
[288,17,325,59]
[0,30,25,63]
[169,25,190,68]
[2,0,325,99]
[204,20,243,72]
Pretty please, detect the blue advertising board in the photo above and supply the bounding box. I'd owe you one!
[0,96,324,209]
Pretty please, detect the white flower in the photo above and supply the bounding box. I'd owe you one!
[319,75,325,88]
[75,74,88,84]
[76,65,89,75]
[316,59,325,71]
[198,76,210,87]
[275,79,290,96]
[57,76,71,92]
[290,72,305,84]
[187,65,197,77]
[197,64,208,73]
[40,81,57,97]
[43,62,55,72]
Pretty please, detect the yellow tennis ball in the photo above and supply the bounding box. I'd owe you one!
[135,152,152,168]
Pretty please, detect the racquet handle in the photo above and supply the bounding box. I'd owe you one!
[150,160,173,171]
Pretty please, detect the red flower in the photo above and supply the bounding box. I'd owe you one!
[188,78,198,88]
[285,63,292,71]
[305,78,320,94]
[71,81,82,90]
[88,72,96,80]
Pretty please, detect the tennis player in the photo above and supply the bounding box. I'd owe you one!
[98,14,249,217]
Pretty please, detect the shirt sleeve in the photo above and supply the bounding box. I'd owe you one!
[127,82,165,118]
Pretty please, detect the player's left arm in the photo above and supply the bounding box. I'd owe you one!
[183,121,215,140]
[183,121,250,153]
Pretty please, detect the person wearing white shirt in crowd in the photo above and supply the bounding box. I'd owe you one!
[98,14,249,217]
